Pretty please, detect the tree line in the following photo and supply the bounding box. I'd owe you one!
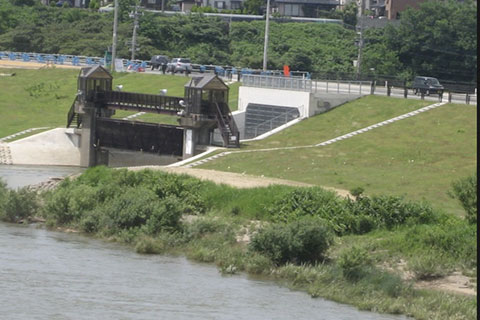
[0,0,476,82]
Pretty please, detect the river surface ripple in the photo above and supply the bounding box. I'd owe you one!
[0,223,408,320]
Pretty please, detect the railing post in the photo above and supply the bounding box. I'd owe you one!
[448,92,452,103]
[403,81,407,98]
[387,84,391,96]
[466,93,470,104]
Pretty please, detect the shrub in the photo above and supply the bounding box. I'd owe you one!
[183,217,228,240]
[337,246,373,281]
[404,217,477,268]
[0,178,7,214]
[249,217,333,265]
[135,236,166,254]
[408,253,452,280]
[348,195,437,229]
[1,188,39,223]
[102,187,182,233]
[449,173,477,224]
[42,182,100,225]
[268,188,344,223]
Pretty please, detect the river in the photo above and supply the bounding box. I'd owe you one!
[0,165,408,319]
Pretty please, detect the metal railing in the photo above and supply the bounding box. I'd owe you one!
[248,109,300,139]
[241,74,313,91]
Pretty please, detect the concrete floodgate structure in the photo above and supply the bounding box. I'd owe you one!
[7,128,81,166]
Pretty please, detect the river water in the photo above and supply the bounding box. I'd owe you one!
[0,166,407,319]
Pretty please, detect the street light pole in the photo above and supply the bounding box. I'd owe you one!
[262,0,271,71]
[111,0,119,72]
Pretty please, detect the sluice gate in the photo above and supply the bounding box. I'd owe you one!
[67,65,239,167]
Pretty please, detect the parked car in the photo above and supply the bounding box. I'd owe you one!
[99,3,114,13]
[166,58,193,74]
[150,55,169,71]
[412,76,444,95]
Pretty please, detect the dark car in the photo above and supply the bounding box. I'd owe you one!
[412,76,444,95]
[150,55,169,70]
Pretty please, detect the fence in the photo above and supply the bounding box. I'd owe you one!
[241,74,313,92]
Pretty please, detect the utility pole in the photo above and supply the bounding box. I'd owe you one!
[130,4,140,61]
[356,0,364,79]
[262,0,271,71]
[111,0,119,72]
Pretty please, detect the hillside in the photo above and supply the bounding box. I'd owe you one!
[198,96,477,216]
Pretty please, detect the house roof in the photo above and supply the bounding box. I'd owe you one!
[184,74,228,90]
[79,65,113,80]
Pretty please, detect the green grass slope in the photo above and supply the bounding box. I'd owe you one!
[200,97,477,216]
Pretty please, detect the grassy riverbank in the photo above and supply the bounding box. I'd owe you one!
[0,167,476,319]
[199,96,476,216]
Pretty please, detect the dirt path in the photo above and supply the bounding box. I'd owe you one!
[0,59,81,70]
[127,166,352,197]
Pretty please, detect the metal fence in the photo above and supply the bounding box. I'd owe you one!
[241,74,313,92]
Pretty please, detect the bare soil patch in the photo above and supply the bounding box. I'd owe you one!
[128,166,352,197]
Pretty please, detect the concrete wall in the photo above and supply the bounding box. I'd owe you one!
[310,93,364,116]
[238,87,309,118]
[238,86,365,119]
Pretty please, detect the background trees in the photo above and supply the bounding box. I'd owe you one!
[0,0,476,82]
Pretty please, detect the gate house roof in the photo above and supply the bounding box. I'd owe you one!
[79,65,113,80]
[184,74,228,91]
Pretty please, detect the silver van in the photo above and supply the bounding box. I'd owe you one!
[166,58,193,74]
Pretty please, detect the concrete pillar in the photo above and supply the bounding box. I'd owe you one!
[182,128,197,159]
[79,106,97,167]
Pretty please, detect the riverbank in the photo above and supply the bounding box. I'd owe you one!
[1,166,475,319]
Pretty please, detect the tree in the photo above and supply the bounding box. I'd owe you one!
[342,1,357,27]
[243,0,263,15]
[386,0,477,82]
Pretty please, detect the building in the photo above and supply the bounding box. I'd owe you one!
[274,0,339,17]
[384,0,428,19]
[177,0,340,17]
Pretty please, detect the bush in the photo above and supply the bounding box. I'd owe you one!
[348,195,437,229]
[0,178,8,214]
[183,217,228,240]
[249,217,333,265]
[1,188,39,223]
[102,187,182,233]
[449,173,477,224]
[404,217,477,268]
[42,181,100,225]
[408,253,451,280]
[268,188,344,223]
[337,246,373,281]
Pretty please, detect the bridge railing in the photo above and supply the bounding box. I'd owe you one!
[93,91,185,113]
